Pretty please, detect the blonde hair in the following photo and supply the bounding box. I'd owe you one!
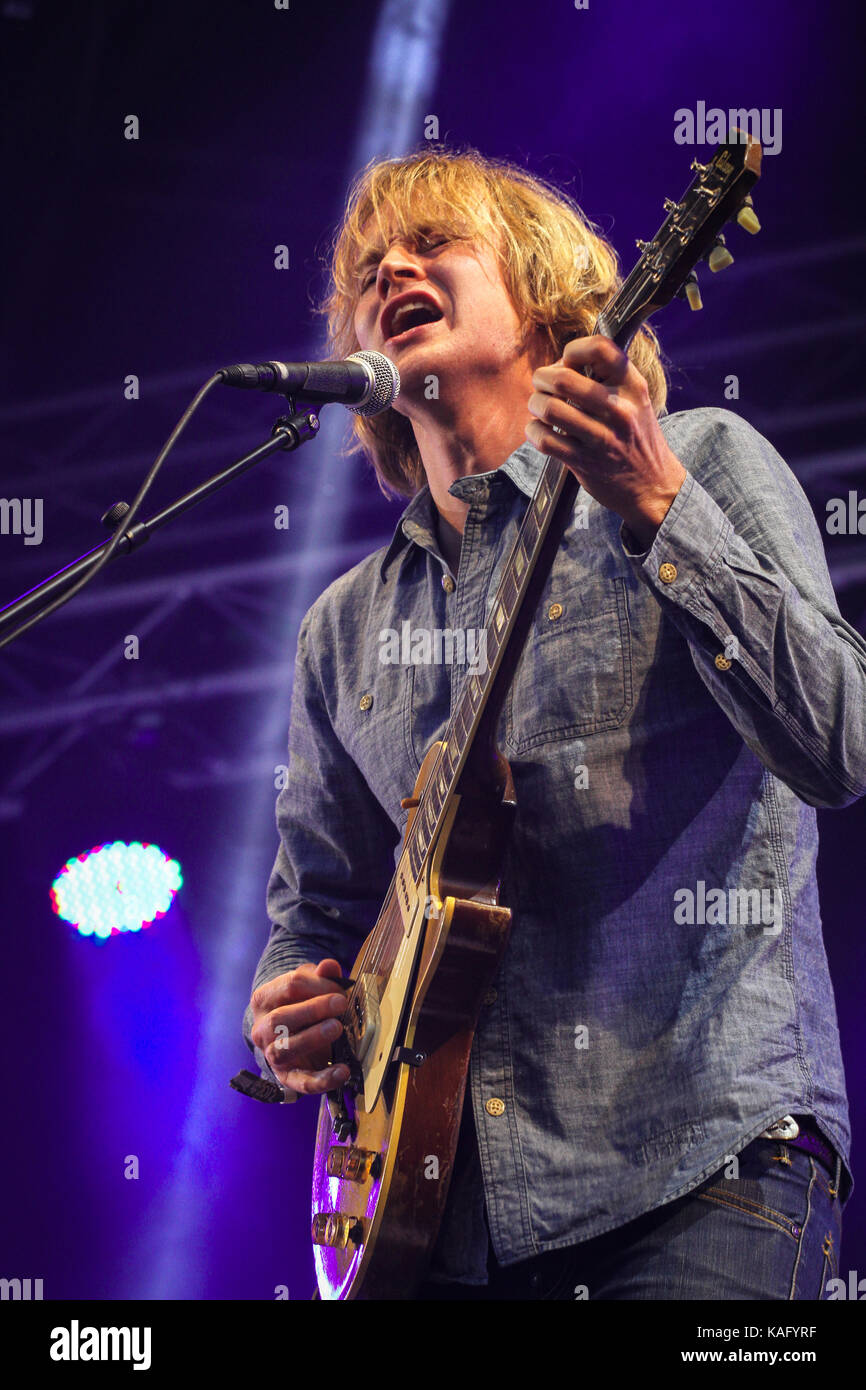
[320,145,668,499]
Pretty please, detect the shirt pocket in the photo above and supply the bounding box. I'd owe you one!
[332,660,418,823]
[405,658,455,772]
[504,576,633,754]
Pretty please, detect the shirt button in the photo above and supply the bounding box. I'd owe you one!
[714,653,732,671]
[441,573,455,594]
[547,602,563,621]
[482,988,498,1006]
[359,693,373,711]
[485,1097,506,1117]
[658,562,678,584]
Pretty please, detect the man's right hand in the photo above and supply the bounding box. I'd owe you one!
[249,958,350,1097]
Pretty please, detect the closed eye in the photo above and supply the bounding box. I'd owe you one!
[358,235,448,292]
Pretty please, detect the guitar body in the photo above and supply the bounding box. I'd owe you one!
[311,741,514,1300]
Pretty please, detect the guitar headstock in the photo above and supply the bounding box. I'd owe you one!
[597,131,762,349]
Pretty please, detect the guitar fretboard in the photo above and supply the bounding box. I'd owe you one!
[403,450,576,884]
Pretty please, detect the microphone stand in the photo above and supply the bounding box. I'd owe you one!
[0,405,321,644]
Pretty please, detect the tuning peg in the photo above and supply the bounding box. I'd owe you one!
[663,198,677,213]
[736,194,761,235]
[678,271,703,311]
[635,238,649,252]
[707,235,734,273]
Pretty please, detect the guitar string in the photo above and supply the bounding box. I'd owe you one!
[344,268,645,1008]
[348,176,719,986]
[355,417,606,1001]
[350,450,569,996]
[348,231,676,990]
[338,154,752,1070]
[347,223,703,994]
[344,469,549,1000]
[352,220,717,991]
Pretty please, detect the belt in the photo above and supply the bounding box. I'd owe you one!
[759,1115,837,1177]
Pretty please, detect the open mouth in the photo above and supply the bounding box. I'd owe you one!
[384,299,444,341]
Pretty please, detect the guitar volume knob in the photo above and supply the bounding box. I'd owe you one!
[325,1145,382,1182]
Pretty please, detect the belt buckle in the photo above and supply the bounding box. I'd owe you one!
[759,1114,800,1141]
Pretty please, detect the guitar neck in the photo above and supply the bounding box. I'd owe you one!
[419,298,636,810]
[464,456,580,780]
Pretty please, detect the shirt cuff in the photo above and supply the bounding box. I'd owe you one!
[243,999,284,1086]
[619,469,732,606]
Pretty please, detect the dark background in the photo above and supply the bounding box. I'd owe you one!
[1,0,864,1299]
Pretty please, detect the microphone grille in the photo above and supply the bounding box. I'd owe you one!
[346,351,400,416]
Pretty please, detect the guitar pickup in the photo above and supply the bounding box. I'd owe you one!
[352,972,381,1064]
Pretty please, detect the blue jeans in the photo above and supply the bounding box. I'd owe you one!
[417,1134,845,1300]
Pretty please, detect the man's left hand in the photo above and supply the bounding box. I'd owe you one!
[526,336,687,550]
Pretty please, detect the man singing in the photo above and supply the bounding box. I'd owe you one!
[245,148,865,1299]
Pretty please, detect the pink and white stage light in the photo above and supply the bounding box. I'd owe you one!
[50,840,183,939]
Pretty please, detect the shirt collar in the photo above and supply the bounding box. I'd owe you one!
[378,441,547,581]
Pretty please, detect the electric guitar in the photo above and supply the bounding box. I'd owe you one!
[311,133,763,1299]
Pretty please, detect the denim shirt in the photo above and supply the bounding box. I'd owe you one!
[244,407,865,1282]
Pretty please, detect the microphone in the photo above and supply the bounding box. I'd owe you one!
[218,350,400,416]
